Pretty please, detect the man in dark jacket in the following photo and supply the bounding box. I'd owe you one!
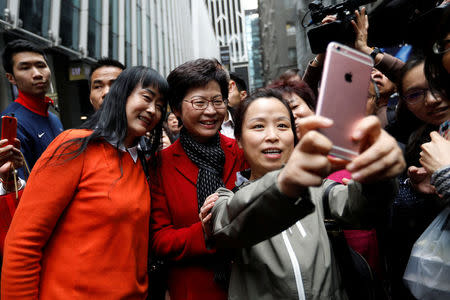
[1,39,63,175]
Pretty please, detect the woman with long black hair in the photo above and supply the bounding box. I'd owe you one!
[2,66,168,299]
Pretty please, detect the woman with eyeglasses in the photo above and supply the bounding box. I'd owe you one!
[421,2,450,200]
[149,58,246,300]
[425,2,449,98]
[380,57,450,300]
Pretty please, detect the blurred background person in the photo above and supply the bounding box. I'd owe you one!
[221,72,248,139]
[165,112,182,143]
[267,79,316,128]
[89,58,125,111]
[366,68,398,129]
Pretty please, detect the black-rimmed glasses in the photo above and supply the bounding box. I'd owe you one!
[432,39,450,55]
[402,88,440,105]
[183,96,228,110]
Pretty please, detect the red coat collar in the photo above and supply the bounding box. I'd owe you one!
[168,134,239,186]
[15,91,53,117]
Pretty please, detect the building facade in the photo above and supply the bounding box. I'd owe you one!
[0,0,219,128]
[205,0,249,88]
[245,9,263,92]
[258,0,298,84]
[205,0,248,64]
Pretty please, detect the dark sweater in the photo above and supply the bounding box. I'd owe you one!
[1,101,63,177]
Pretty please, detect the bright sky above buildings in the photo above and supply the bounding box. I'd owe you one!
[242,0,258,10]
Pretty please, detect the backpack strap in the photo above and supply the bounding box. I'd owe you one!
[322,181,340,219]
[322,180,378,300]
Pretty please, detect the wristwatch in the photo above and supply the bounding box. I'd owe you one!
[369,47,382,60]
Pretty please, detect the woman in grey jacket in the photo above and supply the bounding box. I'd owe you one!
[200,89,406,300]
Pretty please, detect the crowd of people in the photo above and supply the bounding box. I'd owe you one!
[0,2,448,300]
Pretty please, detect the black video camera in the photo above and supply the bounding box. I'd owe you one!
[306,0,376,54]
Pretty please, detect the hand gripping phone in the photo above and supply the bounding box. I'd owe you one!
[315,42,373,160]
[1,115,18,147]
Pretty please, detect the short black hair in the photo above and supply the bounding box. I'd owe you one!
[2,39,48,74]
[89,57,126,85]
[50,66,169,170]
[234,88,298,145]
[424,5,450,99]
[229,72,248,93]
[267,79,317,110]
[166,58,229,112]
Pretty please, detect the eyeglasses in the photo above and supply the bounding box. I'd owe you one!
[402,88,439,105]
[432,39,450,55]
[183,96,228,110]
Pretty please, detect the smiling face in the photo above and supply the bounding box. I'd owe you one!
[125,84,164,147]
[402,62,450,126]
[238,97,295,180]
[174,80,226,143]
[283,92,314,128]
[6,51,51,98]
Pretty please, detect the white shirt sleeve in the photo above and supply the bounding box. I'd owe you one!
[0,178,26,196]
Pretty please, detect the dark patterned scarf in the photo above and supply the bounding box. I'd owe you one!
[180,128,225,211]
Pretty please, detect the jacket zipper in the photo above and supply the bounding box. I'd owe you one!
[282,230,306,300]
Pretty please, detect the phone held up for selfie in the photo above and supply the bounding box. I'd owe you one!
[1,115,18,147]
[315,42,373,161]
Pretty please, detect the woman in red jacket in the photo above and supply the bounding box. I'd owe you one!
[2,66,168,299]
[150,59,246,300]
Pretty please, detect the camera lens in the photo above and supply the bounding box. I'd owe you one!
[337,46,341,51]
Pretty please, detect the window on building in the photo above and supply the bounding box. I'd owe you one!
[286,22,296,36]
[137,1,143,65]
[288,47,297,62]
[154,0,159,71]
[108,0,119,60]
[160,3,165,74]
[230,1,236,35]
[146,8,151,67]
[60,0,80,50]
[19,0,51,38]
[125,1,132,67]
[283,0,295,9]
[88,0,102,58]
[0,0,6,19]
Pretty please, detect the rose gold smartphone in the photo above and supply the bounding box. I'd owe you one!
[315,42,373,160]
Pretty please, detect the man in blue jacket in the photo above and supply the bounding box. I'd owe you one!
[1,39,63,175]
